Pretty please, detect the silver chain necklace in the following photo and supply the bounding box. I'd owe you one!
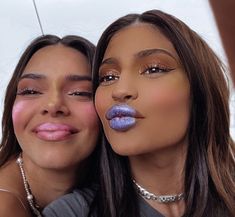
[16,155,42,217]
[133,180,184,203]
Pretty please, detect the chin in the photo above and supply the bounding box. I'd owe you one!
[42,159,77,171]
[110,143,139,157]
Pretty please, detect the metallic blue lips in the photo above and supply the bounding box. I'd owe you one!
[106,104,137,132]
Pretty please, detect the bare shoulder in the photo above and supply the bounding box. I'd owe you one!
[0,190,31,217]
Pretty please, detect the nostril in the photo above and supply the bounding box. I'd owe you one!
[112,91,138,102]
[41,109,48,115]
[125,95,133,99]
[41,104,70,117]
[55,110,68,116]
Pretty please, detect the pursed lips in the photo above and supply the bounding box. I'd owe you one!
[105,104,143,132]
[33,123,79,141]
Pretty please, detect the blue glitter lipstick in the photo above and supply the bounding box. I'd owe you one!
[106,104,137,132]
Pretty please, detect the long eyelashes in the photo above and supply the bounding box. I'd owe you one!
[99,74,119,85]
[68,91,92,98]
[140,64,175,75]
[17,88,92,99]
[98,63,175,85]
[17,88,42,95]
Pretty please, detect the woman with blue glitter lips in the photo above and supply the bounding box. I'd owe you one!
[93,10,234,217]
[43,10,235,217]
[105,104,140,132]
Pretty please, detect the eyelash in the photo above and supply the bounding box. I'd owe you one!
[17,88,42,95]
[141,64,174,75]
[99,73,119,86]
[68,91,92,98]
[98,63,174,85]
[17,88,92,99]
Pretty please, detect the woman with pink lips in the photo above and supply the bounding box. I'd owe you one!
[0,35,100,216]
[43,10,234,217]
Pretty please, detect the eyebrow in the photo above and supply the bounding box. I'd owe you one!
[100,58,118,67]
[135,48,177,61]
[19,73,46,80]
[19,73,91,82]
[100,48,178,68]
[65,74,91,82]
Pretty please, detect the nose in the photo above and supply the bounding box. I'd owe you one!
[112,75,138,102]
[41,92,70,117]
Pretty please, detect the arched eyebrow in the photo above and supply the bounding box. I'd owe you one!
[100,48,178,68]
[100,58,118,67]
[135,48,178,61]
[19,73,91,82]
[19,73,46,80]
[65,74,91,82]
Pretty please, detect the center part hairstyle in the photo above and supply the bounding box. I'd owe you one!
[0,35,100,187]
[92,10,235,217]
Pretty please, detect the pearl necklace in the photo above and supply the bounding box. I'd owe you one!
[133,180,184,203]
[16,155,42,217]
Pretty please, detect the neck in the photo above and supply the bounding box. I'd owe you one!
[22,156,78,208]
[129,143,187,217]
[129,143,187,195]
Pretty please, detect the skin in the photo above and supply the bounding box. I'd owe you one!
[13,44,98,171]
[95,24,190,217]
[0,44,99,215]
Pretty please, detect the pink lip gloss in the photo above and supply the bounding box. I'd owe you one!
[34,123,78,141]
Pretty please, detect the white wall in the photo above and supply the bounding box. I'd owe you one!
[0,0,234,139]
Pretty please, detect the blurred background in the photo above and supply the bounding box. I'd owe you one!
[0,0,234,139]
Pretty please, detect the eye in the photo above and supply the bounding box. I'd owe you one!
[99,74,119,86]
[141,64,174,76]
[17,88,42,96]
[68,91,92,99]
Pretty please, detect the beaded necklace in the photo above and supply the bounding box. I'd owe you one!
[16,155,42,217]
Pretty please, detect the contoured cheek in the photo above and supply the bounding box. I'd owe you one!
[144,82,190,144]
[145,74,190,117]
[152,90,189,113]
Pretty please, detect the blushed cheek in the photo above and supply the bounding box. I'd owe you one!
[150,89,190,115]
[163,92,186,106]
[12,101,27,125]
[79,103,99,128]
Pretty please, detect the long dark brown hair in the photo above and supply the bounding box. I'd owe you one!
[91,10,235,217]
[0,34,100,187]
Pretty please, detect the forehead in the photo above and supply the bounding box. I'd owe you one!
[23,44,90,76]
[104,23,178,60]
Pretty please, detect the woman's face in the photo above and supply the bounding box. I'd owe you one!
[13,44,99,170]
[95,24,190,156]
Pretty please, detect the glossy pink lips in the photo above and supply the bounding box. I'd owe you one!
[34,123,78,141]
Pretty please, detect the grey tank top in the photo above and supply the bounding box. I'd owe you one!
[43,189,165,217]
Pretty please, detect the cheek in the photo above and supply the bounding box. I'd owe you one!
[75,102,99,128]
[95,90,107,120]
[158,91,188,108]
[148,72,190,111]
[147,86,190,118]
[12,101,28,125]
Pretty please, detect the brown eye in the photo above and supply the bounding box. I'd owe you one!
[141,64,174,75]
[99,74,119,85]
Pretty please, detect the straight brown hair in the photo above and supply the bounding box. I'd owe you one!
[91,10,235,217]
